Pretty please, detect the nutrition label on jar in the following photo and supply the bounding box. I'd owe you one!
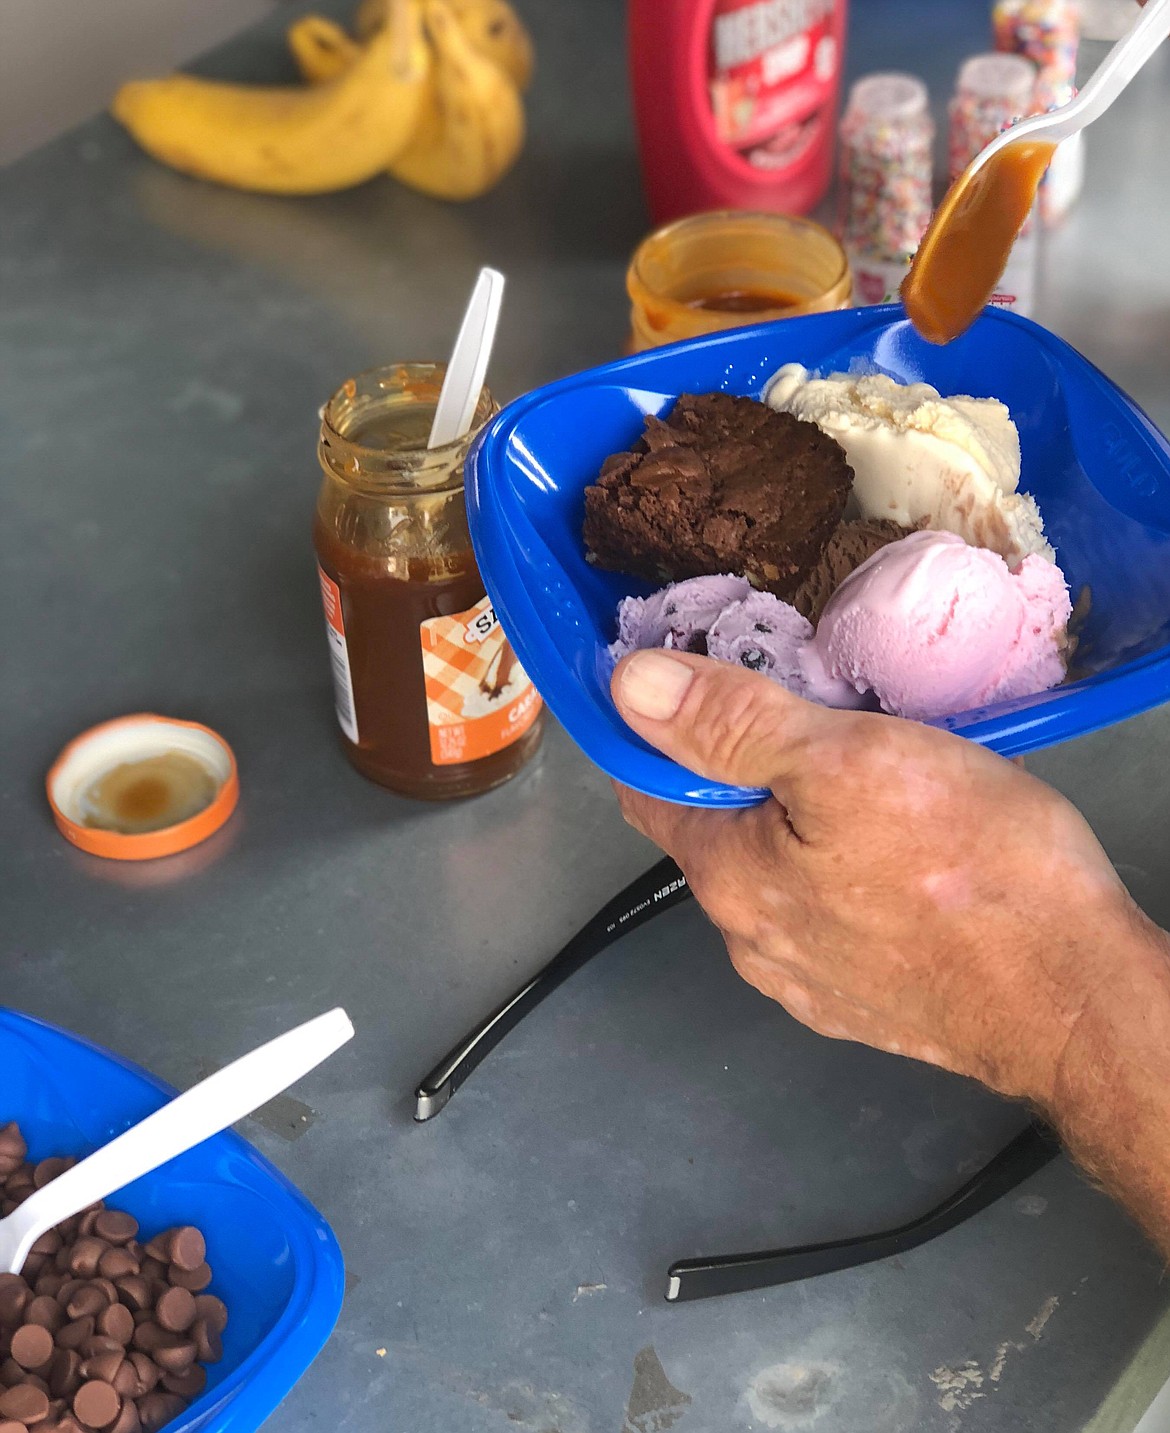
[419,596,542,766]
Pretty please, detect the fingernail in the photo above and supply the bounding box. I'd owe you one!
[619,651,695,721]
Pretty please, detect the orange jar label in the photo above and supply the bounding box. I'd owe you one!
[419,596,542,766]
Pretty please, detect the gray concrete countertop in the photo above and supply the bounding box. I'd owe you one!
[3,1,1169,1430]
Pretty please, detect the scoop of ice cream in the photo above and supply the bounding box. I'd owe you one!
[766,365,1053,566]
[706,592,814,695]
[800,530,1072,720]
[610,573,751,660]
[791,518,913,623]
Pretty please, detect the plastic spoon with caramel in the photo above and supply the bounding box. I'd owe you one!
[903,0,1170,345]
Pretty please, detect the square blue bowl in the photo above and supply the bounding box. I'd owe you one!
[0,1007,345,1432]
[467,304,1170,807]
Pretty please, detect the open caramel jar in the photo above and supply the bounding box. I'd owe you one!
[627,210,853,352]
[313,363,544,800]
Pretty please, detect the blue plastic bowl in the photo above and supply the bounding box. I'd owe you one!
[0,1008,345,1432]
[467,304,1170,807]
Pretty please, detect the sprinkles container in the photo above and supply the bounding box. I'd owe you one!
[839,73,935,305]
[993,0,1084,224]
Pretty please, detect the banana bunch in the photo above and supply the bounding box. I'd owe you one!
[289,0,529,200]
[110,0,532,200]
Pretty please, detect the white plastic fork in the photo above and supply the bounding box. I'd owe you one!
[0,1007,354,1275]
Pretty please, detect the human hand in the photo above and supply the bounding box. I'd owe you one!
[611,649,1138,1108]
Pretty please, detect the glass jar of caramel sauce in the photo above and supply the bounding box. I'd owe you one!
[313,363,543,800]
[627,210,853,352]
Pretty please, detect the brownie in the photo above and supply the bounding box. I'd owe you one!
[582,392,853,598]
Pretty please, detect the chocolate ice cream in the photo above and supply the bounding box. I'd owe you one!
[792,518,913,622]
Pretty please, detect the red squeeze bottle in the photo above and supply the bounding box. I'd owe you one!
[629,0,849,225]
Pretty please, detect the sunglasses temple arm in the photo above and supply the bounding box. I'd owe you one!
[414,857,691,1120]
[666,1119,1061,1301]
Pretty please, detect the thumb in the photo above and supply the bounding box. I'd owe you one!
[611,648,829,796]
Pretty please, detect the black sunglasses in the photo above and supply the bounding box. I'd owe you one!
[414,857,1060,1302]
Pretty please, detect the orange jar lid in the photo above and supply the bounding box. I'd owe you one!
[46,714,239,861]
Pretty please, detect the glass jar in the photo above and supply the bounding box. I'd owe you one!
[313,363,544,800]
[626,210,852,353]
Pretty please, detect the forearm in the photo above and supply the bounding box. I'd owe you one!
[1045,906,1170,1257]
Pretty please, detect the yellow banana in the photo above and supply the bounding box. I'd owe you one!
[355,0,533,91]
[387,0,525,201]
[111,0,429,195]
[286,16,362,86]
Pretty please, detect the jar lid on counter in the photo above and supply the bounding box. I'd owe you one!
[46,714,238,860]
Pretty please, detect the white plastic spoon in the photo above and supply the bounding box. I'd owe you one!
[0,1007,354,1275]
[427,266,505,449]
[904,0,1170,343]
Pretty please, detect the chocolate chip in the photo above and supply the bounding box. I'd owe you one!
[127,1354,158,1397]
[111,1280,149,1316]
[191,1296,226,1335]
[79,1349,122,1386]
[77,1337,122,1361]
[32,1275,65,1302]
[108,1402,141,1433]
[49,1349,80,1401]
[165,1263,211,1293]
[53,1319,93,1353]
[190,1318,221,1366]
[96,1306,133,1347]
[10,1325,53,1372]
[67,1240,107,1281]
[91,1214,137,1249]
[111,1361,138,1399]
[0,1361,24,1389]
[0,1285,27,1331]
[0,1382,50,1423]
[0,1128,27,1162]
[0,1420,26,1433]
[150,1338,196,1375]
[135,1392,184,1433]
[153,1289,194,1336]
[24,1298,63,1334]
[130,1312,152,1330]
[137,1260,166,1286]
[73,1380,120,1430]
[64,1287,106,1322]
[129,1325,167,1356]
[165,1230,205,1274]
[29,1232,61,1259]
[159,1363,205,1400]
[32,1159,72,1191]
[139,1240,168,1267]
[96,1249,136,1283]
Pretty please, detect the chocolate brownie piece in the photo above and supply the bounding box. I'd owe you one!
[582,392,853,598]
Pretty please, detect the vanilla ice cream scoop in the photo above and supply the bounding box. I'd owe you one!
[799,530,1072,720]
[766,365,1053,566]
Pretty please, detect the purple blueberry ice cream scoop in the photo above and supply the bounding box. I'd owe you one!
[610,574,751,660]
[706,592,815,696]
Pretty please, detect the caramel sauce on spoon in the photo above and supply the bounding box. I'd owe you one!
[901,138,1057,346]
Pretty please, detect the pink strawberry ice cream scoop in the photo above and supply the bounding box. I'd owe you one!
[800,530,1072,720]
[610,574,751,660]
[706,592,814,695]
